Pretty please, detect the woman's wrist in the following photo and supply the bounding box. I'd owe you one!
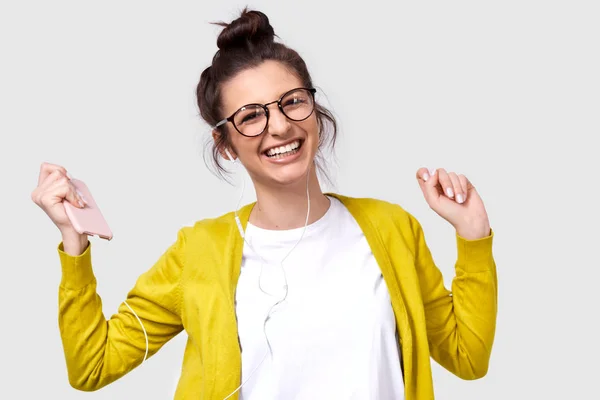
[61,230,89,256]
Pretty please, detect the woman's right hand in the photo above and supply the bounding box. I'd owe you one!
[31,162,87,239]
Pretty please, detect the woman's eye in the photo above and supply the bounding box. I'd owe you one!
[241,114,257,123]
[285,98,305,106]
[240,110,264,125]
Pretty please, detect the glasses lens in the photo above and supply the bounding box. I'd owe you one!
[233,105,267,136]
[281,89,315,121]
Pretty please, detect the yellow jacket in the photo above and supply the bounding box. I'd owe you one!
[57,194,497,399]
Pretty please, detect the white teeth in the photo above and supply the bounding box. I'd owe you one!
[266,140,300,156]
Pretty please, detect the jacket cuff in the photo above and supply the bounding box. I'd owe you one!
[456,229,495,272]
[58,241,95,290]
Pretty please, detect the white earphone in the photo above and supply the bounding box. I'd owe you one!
[224,148,236,164]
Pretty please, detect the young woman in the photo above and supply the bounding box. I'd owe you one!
[32,9,496,400]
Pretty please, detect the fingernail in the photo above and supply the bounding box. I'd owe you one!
[423,172,429,182]
[446,187,454,198]
[75,189,88,205]
[78,200,85,208]
[456,193,464,203]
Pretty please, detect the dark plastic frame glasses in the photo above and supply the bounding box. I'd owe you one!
[213,87,317,137]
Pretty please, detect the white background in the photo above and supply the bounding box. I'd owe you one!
[1,0,599,398]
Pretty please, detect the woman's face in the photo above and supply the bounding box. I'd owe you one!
[217,60,319,188]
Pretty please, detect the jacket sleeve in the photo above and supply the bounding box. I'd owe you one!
[57,228,187,391]
[409,213,497,380]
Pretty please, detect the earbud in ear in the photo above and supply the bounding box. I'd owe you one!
[224,148,236,163]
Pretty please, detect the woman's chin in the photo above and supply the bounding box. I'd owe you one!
[267,163,312,186]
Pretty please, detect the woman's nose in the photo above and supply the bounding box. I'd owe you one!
[265,104,291,136]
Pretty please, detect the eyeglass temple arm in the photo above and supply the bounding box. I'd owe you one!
[213,119,227,129]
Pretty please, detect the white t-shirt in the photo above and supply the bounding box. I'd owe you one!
[235,196,404,400]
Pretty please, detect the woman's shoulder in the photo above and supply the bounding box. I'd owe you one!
[329,193,414,219]
[328,193,422,235]
[184,209,238,237]
[166,210,240,263]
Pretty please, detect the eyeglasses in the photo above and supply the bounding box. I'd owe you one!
[213,87,317,137]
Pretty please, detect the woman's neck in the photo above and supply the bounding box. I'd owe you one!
[249,169,330,230]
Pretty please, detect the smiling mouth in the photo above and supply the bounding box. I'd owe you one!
[263,139,303,159]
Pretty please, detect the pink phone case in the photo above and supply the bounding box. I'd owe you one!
[63,179,113,240]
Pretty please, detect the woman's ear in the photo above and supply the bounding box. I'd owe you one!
[211,128,221,145]
[212,129,237,163]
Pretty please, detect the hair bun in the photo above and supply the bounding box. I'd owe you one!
[215,9,275,51]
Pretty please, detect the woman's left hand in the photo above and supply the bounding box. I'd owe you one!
[416,167,491,240]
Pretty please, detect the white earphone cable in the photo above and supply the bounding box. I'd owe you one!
[124,300,149,365]
[224,159,312,400]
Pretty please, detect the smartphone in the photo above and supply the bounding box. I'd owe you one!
[63,178,113,240]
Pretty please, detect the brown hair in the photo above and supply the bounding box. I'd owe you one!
[196,8,338,182]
